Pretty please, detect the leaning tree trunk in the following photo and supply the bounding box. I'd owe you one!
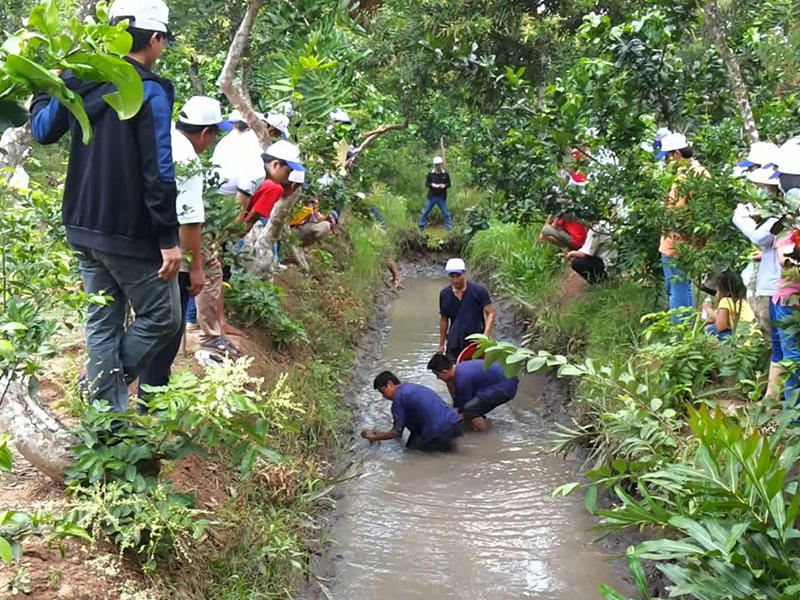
[260,186,303,280]
[0,378,76,483]
[701,0,759,144]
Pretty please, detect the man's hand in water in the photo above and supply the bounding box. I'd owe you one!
[361,428,375,441]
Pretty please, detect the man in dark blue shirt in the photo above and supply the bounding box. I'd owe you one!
[428,353,519,432]
[361,371,463,451]
[439,258,495,360]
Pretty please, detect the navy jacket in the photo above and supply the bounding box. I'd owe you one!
[30,58,178,260]
[425,170,451,199]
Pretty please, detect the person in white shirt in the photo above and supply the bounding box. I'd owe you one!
[138,96,231,398]
[566,221,616,283]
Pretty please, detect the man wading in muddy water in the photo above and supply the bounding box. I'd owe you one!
[439,258,495,360]
[427,353,519,432]
[361,372,463,451]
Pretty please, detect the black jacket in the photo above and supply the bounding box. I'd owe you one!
[31,58,178,260]
[426,169,451,199]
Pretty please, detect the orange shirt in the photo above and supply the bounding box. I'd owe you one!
[659,158,709,257]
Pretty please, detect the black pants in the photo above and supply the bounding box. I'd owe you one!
[571,255,607,284]
[407,423,463,452]
[137,272,191,398]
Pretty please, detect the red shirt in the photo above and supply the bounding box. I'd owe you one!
[553,217,588,248]
[248,180,283,220]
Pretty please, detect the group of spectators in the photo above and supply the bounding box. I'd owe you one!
[538,126,800,405]
[29,0,339,417]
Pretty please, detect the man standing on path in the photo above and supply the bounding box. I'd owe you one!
[361,372,463,451]
[439,258,495,361]
[30,0,182,412]
[137,96,231,398]
[427,354,519,432]
[419,156,452,231]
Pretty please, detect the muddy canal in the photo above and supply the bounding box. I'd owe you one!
[324,277,631,599]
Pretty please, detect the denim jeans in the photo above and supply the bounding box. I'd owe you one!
[186,297,197,324]
[772,303,800,406]
[705,323,731,340]
[661,253,693,321]
[419,196,452,231]
[72,245,181,412]
[137,272,190,401]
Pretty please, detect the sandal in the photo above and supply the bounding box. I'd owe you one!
[200,336,241,357]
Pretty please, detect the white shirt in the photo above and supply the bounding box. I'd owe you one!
[171,124,205,272]
[579,222,616,265]
[732,203,780,296]
[211,129,264,196]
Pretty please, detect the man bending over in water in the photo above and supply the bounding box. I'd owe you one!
[361,371,463,451]
[427,353,519,432]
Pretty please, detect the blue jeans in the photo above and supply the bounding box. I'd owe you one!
[773,303,800,406]
[661,253,693,321]
[705,323,731,340]
[186,297,197,324]
[72,245,181,412]
[419,196,452,231]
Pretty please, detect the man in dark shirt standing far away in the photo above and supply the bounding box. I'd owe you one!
[428,353,519,432]
[30,0,182,414]
[361,372,463,451]
[419,155,452,231]
[439,258,495,361]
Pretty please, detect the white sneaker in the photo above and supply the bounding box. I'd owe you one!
[276,263,289,271]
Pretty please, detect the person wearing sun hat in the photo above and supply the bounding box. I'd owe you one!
[733,163,782,398]
[732,141,780,178]
[30,0,185,414]
[419,156,453,232]
[138,96,232,395]
[769,142,800,406]
[438,258,495,360]
[655,132,710,320]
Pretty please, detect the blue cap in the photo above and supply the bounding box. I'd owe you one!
[655,151,668,160]
[738,159,756,168]
[218,120,234,132]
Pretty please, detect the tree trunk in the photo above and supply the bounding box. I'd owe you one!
[260,186,303,281]
[76,0,96,21]
[0,378,75,484]
[187,58,204,95]
[701,0,759,144]
[217,0,270,145]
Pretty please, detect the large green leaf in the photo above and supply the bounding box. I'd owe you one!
[0,99,27,134]
[62,52,143,120]
[3,54,92,143]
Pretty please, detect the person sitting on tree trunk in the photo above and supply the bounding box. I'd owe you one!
[361,371,463,452]
[439,258,495,361]
[290,194,338,248]
[427,353,519,432]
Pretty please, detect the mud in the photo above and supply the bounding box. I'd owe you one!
[309,270,634,599]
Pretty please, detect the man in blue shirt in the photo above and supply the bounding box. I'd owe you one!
[439,258,495,360]
[361,372,463,451]
[427,353,519,432]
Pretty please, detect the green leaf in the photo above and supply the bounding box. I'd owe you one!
[553,481,581,497]
[626,546,651,598]
[0,100,29,134]
[4,54,92,144]
[0,536,12,564]
[598,584,629,600]
[526,356,548,372]
[0,440,12,473]
[584,485,597,514]
[62,53,144,120]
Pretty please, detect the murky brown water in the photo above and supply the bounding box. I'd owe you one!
[326,277,630,599]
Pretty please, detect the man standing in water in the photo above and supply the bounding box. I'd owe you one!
[361,372,463,451]
[427,353,519,432]
[439,258,495,360]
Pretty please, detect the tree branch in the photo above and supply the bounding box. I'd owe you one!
[347,120,409,170]
[217,0,270,146]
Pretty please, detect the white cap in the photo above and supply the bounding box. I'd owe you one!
[772,143,800,178]
[263,139,304,172]
[445,258,466,274]
[288,170,305,184]
[747,166,778,186]
[330,108,351,123]
[655,132,688,159]
[110,0,171,36]
[655,127,672,140]
[266,112,290,139]
[228,109,243,122]
[178,96,232,130]
[317,173,336,188]
[355,192,366,200]
[433,156,444,165]
[739,141,779,168]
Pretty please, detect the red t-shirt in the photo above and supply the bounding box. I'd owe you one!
[553,217,588,248]
[248,180,283,220]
